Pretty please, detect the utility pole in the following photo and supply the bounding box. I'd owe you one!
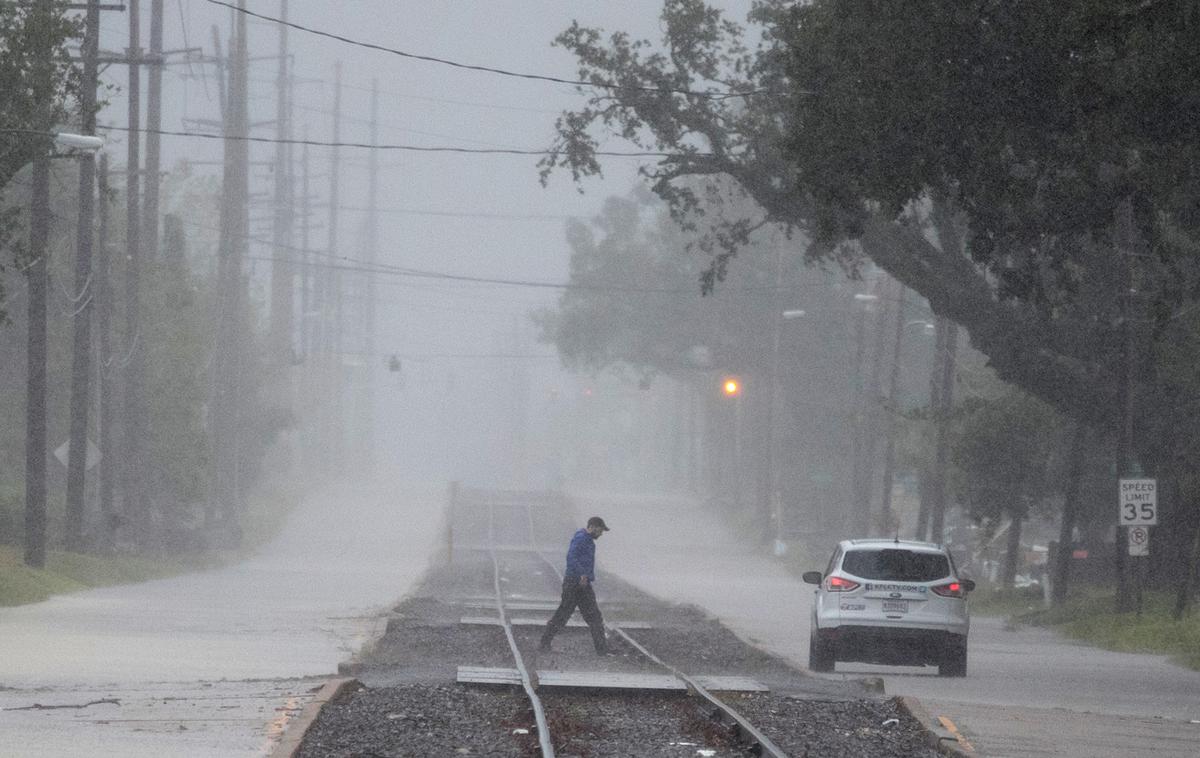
[123,0,146,540]
[96,153,115,546]
[324,61,343,467]
[298,130,311,360]
[879,285,906,536]
[914,318,946,540]
[767,246,784,546]
[859,282,891,535]
[65,0,102,552]
[211,4,249,533]
[25,150,50,569]
[849,289,880,537]
[1114,197,1136,613]
[361,77,379,469]
[143,0,163,258]
[928,318,958,544]
[269,0,294,367]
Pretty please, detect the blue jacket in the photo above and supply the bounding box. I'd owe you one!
[564,528,596,582]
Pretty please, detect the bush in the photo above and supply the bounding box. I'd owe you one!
[0,483,21,545]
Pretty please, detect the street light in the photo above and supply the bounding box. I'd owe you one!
[53,132,105,152]
[722,376,742,397]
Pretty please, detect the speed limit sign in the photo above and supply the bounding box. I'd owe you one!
[1119,478,1157,526]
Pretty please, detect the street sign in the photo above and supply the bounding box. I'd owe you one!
[54,439,101,471]
[1128,525,1150,557]
[1118,478,1157,526]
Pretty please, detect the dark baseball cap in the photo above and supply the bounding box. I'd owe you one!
[587,516,610,531]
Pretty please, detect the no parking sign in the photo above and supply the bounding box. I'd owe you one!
[1128,525,1150,557]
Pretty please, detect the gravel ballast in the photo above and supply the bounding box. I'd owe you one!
[296,507,940,757]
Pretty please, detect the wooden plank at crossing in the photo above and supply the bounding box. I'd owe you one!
[459,616,653,629]
[458,600,627,612]
[456,666,766,692]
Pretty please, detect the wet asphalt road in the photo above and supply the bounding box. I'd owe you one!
[582,491,1200,758]
[0,480,442,758]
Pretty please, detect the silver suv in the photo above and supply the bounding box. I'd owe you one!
[803,539,974,676]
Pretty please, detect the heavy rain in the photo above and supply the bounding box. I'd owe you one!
[1,2,1198,757]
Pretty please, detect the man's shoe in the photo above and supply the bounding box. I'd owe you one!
[595,648,618,657]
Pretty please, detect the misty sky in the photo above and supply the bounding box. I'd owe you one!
[87,2,754,486]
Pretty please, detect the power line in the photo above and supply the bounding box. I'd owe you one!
[203,0,773,100]
[177,217,678,293]
[94,123,689,157]
[245,73,561,116]
[335,204,576,221]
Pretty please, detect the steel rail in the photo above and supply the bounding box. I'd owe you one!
[610,627,790,758]
[486,493,556,758]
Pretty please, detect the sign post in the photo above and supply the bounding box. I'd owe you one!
[1118,478,1156,616]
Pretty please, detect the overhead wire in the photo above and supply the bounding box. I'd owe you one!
[176,217,806,297]
[203,0,774,100]
[334,204,576,221]
[93,123,690,157]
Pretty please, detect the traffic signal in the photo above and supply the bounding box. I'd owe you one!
[722,377,741,397]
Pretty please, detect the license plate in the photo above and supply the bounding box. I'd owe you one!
[882,600,908,613]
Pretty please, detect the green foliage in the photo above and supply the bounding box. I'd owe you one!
[0,544,215,607]
[952,387,1061,523]
[0,2,83,323]
[967,582,1048,618]
[0,482,21,544]
[0,2,81,190]
[537,184,794,378]
[785,1,1200,294]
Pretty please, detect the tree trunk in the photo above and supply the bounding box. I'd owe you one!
[1051,423,1088,606]
[1172,494,1200,620]
[24,153,50,569]
[1002,512,1024,590]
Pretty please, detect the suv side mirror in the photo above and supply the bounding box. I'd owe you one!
[962,579,976,592]
[802,571,823,585]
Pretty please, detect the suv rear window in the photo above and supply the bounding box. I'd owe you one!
[841,549,950,582]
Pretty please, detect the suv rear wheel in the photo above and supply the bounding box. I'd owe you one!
[808,627,835,672]
[938,638,967,677]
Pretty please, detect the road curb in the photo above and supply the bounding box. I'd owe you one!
[270,677,361,758]
[893,695,973,756]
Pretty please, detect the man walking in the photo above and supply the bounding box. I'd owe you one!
[539,516,612,655]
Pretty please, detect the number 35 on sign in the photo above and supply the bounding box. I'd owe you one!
[1119,478,1157,526]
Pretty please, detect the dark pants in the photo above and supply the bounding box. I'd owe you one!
[540,576,607,652]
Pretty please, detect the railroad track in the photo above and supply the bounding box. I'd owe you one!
[454,487,790,758]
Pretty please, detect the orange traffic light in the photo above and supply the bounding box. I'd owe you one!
[722,377,741,397]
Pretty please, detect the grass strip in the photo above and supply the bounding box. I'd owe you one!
[1017,590,1200,671]
[0,479,299,608]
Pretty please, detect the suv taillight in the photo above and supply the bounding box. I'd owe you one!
[932,581,965,598]
[825,575,860,592]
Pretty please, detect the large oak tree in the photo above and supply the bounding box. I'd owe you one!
[543,0,1200,610]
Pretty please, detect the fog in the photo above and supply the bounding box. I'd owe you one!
[5,3,1200,756]
[94,1,758,493]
